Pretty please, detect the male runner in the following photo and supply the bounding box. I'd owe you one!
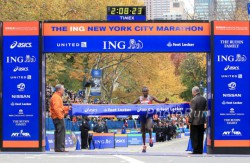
[122,86,168,152]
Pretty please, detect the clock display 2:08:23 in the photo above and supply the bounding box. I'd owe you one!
[108,7,145,15]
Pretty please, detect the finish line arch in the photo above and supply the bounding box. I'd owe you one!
[0,21,249,154]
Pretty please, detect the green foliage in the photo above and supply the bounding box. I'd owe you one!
[178,54,206,101]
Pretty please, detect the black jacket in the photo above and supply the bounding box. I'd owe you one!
[189,94,207,125]
[80,119,90,131]
[93,124,104,133]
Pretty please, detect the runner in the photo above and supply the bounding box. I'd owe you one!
[122,86,169,153]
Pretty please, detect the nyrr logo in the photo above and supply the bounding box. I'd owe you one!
[6,55,36,63]
[217,54,247,62]
[11,130,31,137]
[103,39,143,50]
[10,41,32,49]
[222,128,242,136]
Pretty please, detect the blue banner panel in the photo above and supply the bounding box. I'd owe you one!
[93,133,115,148]
[115,134,128,147]
[90,69,102,96]
[107,15,146,21]
[46,132,54,149]
[2,22,40,148]
[128,134,142,145]
[43,36,210,53]
[248,3,250,15]
[71,103,190,116]
[146,133,156,143]
[46,131,76,149]
[127,133,155,145]
[213,22,250,147]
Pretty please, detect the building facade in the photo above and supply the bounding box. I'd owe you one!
[194,0,213,20]
[214,0,236,20]
[144,0,170,20]
[163,0,187,20]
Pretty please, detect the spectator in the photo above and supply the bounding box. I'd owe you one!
[93,120,104,133]
[103,121,108,133]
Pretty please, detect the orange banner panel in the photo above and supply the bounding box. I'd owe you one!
[3,141,39,148]
[214,21,249,36]
[3,22,39,36]
[214,140,250,147]
[43,23,210,36]
[93,133,114,137]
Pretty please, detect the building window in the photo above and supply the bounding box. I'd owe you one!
[173,2,180,8]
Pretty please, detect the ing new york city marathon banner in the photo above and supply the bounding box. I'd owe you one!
[212,21,250,148]
[43,22,210,53]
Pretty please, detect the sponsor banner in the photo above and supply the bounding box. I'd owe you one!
[71,103,190,116]
[206,53,212,146]
[248,3,250,15]
[213,21,250,147]
[107,15,146,21]
[3,22,39,36]
[46,131,76,149]
[128,134,142,145]
[146,133,156,143]
[2,22,40,148]
[214,21,249,36]
[90,69,102,96]
[43,22,210,53]
[115,134,128,147]
[128,133,156,145]
[43,23,210,36]
[93,133,115,148]
[43,36,210,53]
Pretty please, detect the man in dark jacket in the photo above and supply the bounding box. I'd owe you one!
[80,116,90,149]
[103,121,108,133]
[93,119,104,133]
[188,86,207,154]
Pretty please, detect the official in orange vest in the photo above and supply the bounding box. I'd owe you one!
[50,84,69,152]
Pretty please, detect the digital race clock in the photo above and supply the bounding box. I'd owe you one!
[107,6,146,21]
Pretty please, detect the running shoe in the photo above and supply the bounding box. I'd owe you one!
[142,145,147,153]
[149,138,153,147]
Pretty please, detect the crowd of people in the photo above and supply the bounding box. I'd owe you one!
[151,114,188,142]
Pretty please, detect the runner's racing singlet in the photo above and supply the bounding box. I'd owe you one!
[139,95,153,121]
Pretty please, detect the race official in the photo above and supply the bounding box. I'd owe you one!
[50,84,69,152]
[188,86,207,154]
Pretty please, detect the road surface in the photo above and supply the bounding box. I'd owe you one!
[0,137,250,163]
